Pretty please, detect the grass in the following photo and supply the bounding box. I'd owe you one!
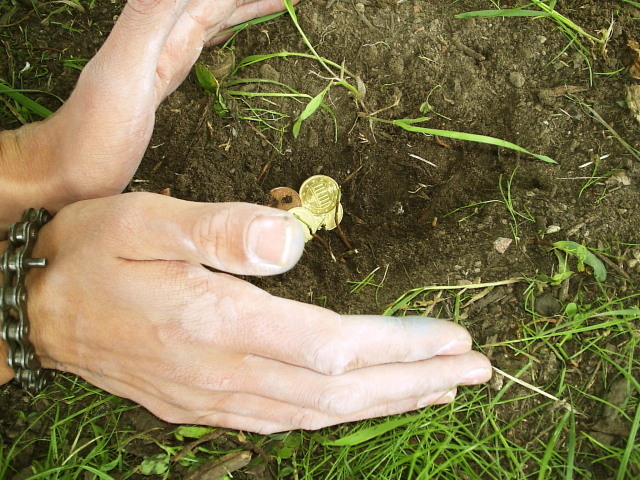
[310,271,639,479]
[2,0,640,479]
[0,379,135,479]
[455,0,606,85]
[0,0,92,126]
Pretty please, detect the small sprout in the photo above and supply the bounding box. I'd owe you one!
[552,240,607,282]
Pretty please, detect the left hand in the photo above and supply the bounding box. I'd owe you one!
[22,192,492,433]
[0,0,298,230]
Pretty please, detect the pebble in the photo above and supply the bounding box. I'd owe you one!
[534,293,562,317]
[509,71,526,88]
[493,237,513,254]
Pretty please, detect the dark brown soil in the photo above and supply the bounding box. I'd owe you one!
[1,0,639,478]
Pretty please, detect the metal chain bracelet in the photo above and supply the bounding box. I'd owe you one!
[0,208,55,394]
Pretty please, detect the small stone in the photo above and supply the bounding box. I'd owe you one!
[492,237,513,254]
[509,71,526,88]
[534,293,562,317]
[258,63,281,83]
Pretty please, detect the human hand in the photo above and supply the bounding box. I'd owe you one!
[25,193,491,433]
[0,0,297,228]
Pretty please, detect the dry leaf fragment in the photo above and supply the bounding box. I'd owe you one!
[627,39,640,80]
[185,451,252,480]
[627,84,640,124]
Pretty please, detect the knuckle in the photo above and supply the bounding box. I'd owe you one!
[126,0,163,15]
[288,408,327,431]
[317,381,363,416]
[192,207,235,265]
[309,336,359,375]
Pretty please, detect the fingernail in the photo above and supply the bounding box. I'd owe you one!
[246,214,304,268]
[460,368,492,385]
[435,338,471,356]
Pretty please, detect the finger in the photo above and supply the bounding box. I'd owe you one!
[88,193,305,275]
[222,0,301,36]
[122,379,458,434]
[164,349,489,415]
[90,359,461,434]
[95,0,188,76]
[185,285,476,375]
[160,0,300,95]
[70,0,188,106]
[192,390,457,434]
[102,234,478,376]
[153,264,477,374]
[47,1,191,194]
[70,366,290,433]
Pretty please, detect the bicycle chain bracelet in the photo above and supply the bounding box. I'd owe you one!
[0,208,55,394]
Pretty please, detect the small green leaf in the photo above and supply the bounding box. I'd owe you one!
[284,433,303,448]
[140,453,169,475]
[549,271,572,286]
[292,85,330,138]
[195,63,219,94]
[276,446,293,460]
[552,241,607,282]
[565,302,578,318]
[174,425,214,441]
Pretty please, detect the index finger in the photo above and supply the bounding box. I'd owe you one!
[183,275,473,375]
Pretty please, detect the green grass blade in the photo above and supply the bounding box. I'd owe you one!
[538,409,571,480]
[566,411,576,480]
[616,402,640,480]
[233,51,355,78]
[0,81,53,119]
[455,9,549,19]
[621,0,640,7]
[374,117,556,164]
[212,10,286,39]
[282,0,336,78]
[322,416,414,446]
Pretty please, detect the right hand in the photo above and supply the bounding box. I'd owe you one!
[26,192,492,433]
[1,0,300,229]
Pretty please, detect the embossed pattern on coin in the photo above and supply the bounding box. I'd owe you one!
[299,175,340,215]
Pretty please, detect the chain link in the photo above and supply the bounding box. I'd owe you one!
[1,208,55,393]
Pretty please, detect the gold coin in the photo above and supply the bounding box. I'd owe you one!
[299,175,340,215]
[321,203,344,231]
[269,187,302,211]
[288,207,323,242]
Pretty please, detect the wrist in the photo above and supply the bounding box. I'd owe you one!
[0,123,68,237]
[1,213,58,391]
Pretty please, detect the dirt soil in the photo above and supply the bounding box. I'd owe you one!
[1,0,640,478]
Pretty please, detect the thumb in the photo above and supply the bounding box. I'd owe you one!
[89,193,306,276]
